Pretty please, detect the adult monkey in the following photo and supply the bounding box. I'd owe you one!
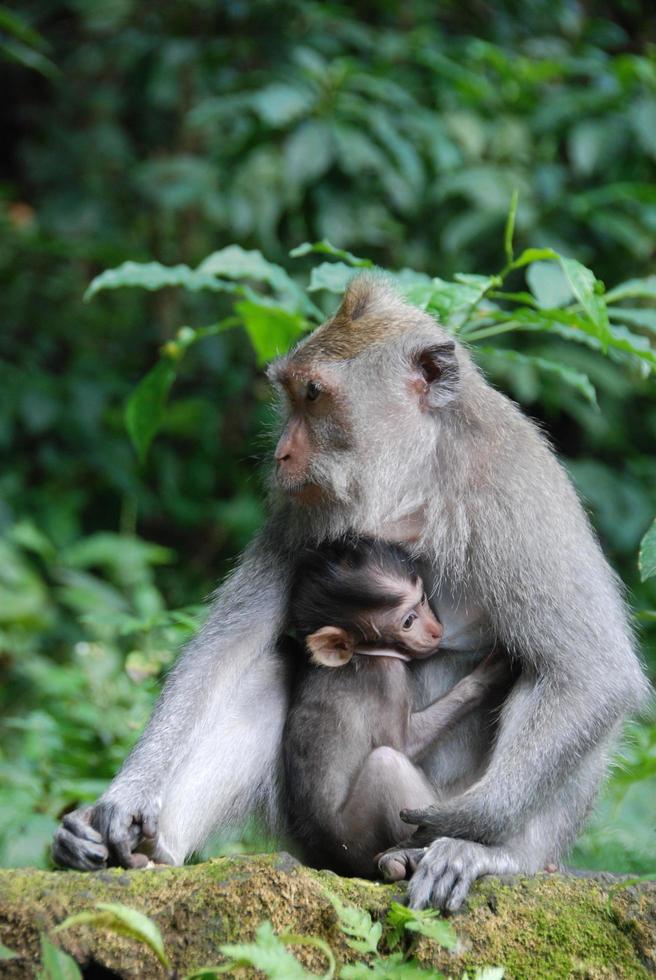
[53,276,648,909]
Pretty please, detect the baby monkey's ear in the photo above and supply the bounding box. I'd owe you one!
[307,626,355,667]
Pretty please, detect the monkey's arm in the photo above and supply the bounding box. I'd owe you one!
[401,525,648,846]
[53,524,292,871]
[406,650,511,762]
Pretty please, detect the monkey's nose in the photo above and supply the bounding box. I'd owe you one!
[274,434,293,464]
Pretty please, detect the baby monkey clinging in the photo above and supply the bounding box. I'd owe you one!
[284,538,511,879]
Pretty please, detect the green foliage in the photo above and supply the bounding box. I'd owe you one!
[325,891,384,955]
[386,902,458,951]
[38,935,81,980]
[639,519,656,582]
[2,0,656,880]
[0,941,18,961]
[34,896,500,979]
[217,921,330,979]
[54,902,170,968]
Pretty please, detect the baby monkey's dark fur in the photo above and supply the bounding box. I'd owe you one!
[290,538,420,644]
[284,538,511,878]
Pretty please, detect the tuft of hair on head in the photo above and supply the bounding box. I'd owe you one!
[292,273,429,363]
[289,536,419,640]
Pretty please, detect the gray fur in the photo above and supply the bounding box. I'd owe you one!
[53,277,649,908]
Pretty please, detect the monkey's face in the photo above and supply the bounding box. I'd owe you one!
[306,578,444,668]
[374,578,444,657]
[267,276,464,517]
[267,361,357,505]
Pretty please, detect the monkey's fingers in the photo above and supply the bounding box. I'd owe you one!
[110,821,145,869]
[53,826,108,871]
[93,803,144,868]
[378,847,426,882]
[62,809,104,844]
[139,804,159,840]
[400,806,436,826]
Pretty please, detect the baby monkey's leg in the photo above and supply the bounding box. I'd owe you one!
[337,746,436,876]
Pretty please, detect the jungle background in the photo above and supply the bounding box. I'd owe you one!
[1,0,655,875]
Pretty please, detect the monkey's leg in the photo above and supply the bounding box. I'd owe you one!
[379,737,612,911]
[336,746,437,876]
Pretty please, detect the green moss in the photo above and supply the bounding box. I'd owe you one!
[1,859,654,979]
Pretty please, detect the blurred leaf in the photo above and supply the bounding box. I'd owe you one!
[559,257,611,346]
[631,98,656,159]
[504,188,519,265]
[290,241,373,268]
[197,246,315,315]
[85,262,238,301]
[568,120,606,177]
[609,309,656,334]
[38,936,81,980]
[308,262,358,294]
[477,348,597,405]
[251,83,313,126]
[61,533,173,571]
[526,262,574,309]
[606,276,656,303]
[0,9,58,79]
[510,248,560,270]
[9,520,55,559]
[0,539,51,625]
[284,121,334,187]
[0,941,18,960]
[639,519,656,582]
[235,301,306,364]
[54,903,170,968]
[125,360,176,463]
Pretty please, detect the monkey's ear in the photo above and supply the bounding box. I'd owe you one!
[307,627,355,668]
[413,341,460,409]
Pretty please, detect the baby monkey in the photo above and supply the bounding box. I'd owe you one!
[284,538,511,878]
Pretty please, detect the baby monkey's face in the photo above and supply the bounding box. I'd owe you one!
[370,576,443,658]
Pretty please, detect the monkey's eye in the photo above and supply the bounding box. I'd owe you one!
[306,381,321,402]
[402,612,417,631]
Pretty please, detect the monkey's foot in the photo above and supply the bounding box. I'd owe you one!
[377,846,427,882]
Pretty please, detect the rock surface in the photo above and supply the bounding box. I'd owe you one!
[0,854,655,978]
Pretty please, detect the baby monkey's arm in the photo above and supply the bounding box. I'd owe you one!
[406,650,513,763]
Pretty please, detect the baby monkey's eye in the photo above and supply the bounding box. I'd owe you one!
[306,381,321,402]
[402,612,417,630]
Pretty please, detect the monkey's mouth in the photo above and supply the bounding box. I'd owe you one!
[286,482,325,505]
[405,642,442,659]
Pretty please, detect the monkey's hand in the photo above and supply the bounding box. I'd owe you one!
[382,837,518,911]
[53,798,160,871]
[399,799,489,845]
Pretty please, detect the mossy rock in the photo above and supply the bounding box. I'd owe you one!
[0,854,654,978]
